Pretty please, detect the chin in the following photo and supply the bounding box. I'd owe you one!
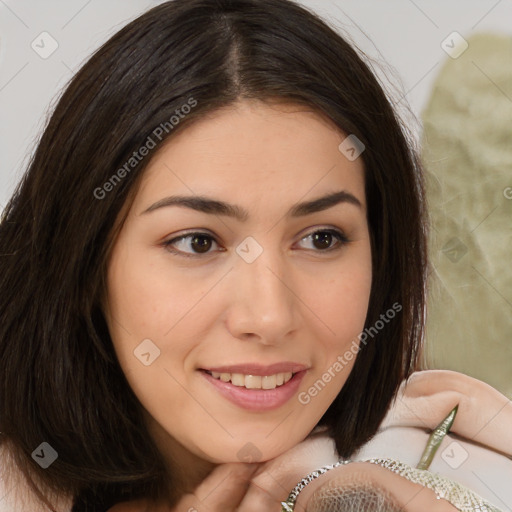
[200,439,293,465]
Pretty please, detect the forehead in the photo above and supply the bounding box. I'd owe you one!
[132,99,366,216]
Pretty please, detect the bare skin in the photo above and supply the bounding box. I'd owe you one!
[108,435,460,511]
[107,368,512,511]
[104,98,372,503]
[104,100,503,511]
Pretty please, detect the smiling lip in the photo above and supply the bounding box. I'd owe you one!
[201,369,307,411]
[201,362,308,376]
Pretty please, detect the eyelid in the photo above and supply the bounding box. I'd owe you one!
[162,226,350,258]
[297,225,349,243]
[162,229,221,259]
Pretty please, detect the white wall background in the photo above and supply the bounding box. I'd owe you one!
[1,0,511,206]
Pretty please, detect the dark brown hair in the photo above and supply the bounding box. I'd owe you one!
[0,0,427,509]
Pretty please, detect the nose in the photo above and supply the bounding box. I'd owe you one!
[225,240,299,345]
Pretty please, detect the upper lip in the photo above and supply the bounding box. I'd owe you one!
[201,362,309,376]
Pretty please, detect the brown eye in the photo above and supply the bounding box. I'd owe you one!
[163,228,348,259]
[312,231,335,250]
[298,229,348,252]
[163,232,220,258]
[189,234,213,253]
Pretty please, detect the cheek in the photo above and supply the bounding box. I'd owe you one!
[105,242,212,402]
[301,246,372,397]
[106,244,188,339]
[316,250,372,342]
[105,243,174,378]
[104,253,192,413]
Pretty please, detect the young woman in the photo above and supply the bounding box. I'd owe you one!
[0,1,510,511]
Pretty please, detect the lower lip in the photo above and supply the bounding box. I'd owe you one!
[200,370,307,412]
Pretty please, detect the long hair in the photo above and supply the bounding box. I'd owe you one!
[0,0,427,508]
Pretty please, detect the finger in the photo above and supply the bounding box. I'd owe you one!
[106,463,260,512]
[177,462,260,512]
[385,371,512,454]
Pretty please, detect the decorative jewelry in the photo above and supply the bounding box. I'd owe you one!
[366,457,503,512]
[280,405,505,511]
[280,460,351,511]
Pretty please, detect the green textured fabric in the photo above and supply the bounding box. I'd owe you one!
[421,33,512,398]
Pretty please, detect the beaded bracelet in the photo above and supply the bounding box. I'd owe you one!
[280,459,351,511]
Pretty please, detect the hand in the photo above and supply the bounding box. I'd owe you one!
[107,462,259,512]
[107,430,339,512]
[106,431,460,512]
[238,431,459,511]
[236,429,340,511]
[381,369,512,455]
[304,461,459,512]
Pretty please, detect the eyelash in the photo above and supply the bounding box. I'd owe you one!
[162,228,349,259]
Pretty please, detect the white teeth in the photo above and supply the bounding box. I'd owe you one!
[208,371,294,389]
[262,375,276,389]
[231,373,245,386]
[245,375,262,389]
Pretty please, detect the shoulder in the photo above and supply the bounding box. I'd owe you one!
[0,442,74,512]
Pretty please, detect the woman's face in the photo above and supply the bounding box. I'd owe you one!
[105,99,372,464]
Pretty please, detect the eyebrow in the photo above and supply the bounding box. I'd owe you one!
[141,190,362,220]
